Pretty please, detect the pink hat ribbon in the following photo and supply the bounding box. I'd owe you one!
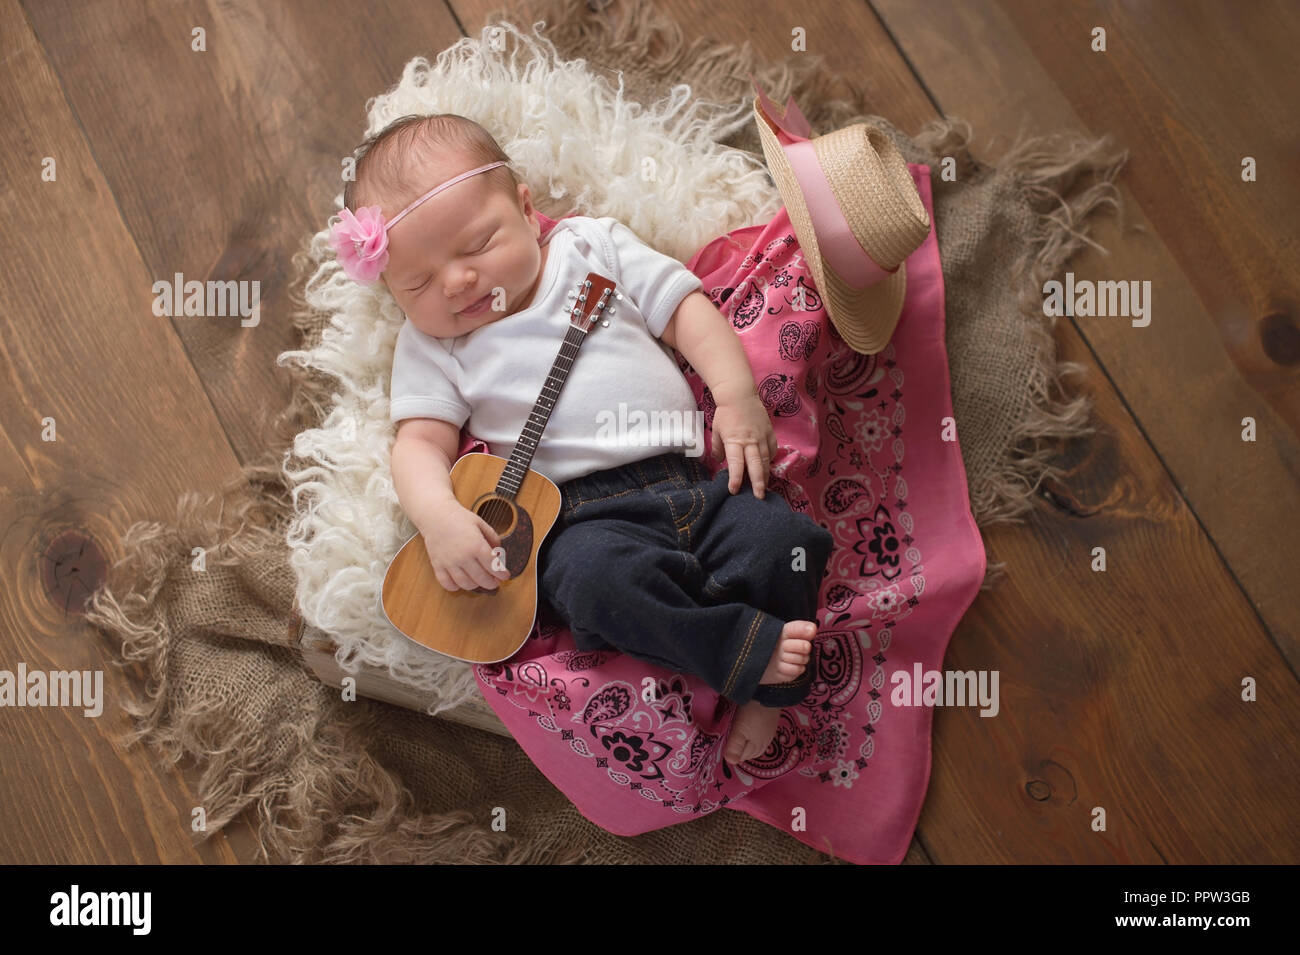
[750,76,895,289]
[329,160,508,283]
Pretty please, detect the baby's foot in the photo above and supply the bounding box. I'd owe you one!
[725,700,782,764]
[760,620,817,684]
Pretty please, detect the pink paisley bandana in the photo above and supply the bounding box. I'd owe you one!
[455,167,985,864]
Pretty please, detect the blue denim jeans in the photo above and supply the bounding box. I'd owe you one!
[537,450,834,708]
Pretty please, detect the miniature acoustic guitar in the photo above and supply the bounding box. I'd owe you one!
[380,272,618,664]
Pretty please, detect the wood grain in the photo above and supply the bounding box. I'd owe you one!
[877,0,1300,663]
[873,0,1300,860]
[0,0,249,863]
[22,0,463,465]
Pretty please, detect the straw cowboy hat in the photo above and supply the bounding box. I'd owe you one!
[751,76,931,354]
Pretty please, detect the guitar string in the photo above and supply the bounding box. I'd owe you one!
[481,281,611,527]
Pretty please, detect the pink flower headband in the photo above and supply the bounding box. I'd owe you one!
[328,160,509,283]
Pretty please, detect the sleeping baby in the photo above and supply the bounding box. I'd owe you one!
[332,113,834,766]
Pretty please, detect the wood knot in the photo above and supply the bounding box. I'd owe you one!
[1025,779,1053,801]
[1259,310,1300,366]
[1038,474,1099,517]
[1025,759,1078,804]
[40,529,107,614]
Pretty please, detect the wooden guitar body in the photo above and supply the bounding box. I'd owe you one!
[381,452,562,664]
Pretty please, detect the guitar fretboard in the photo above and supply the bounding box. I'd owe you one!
[495,276,613,497]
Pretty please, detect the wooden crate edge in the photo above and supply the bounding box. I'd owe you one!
[296,621,511,738]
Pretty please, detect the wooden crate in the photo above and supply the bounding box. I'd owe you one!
[294,615,511,738]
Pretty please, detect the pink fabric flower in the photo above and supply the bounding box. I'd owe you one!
[329,206,389,283]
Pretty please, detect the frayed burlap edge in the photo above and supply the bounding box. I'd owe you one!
[910,116,1134,592]
[86,484,594,864]
[85,0,1130,863]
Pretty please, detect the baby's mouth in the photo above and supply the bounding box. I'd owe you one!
[459,293,492,315]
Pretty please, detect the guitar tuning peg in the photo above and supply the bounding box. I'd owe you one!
[601,320,609,327]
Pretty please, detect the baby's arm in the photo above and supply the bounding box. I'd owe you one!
[662,291,775,497]
[391,418,461,528]
[662,291,758,406]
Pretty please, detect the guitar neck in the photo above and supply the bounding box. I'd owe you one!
[497,321,590,498]
[494,274,616,497]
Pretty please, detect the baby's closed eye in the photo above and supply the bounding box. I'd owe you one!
[407,236,495,292]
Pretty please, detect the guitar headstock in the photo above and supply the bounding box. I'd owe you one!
[568,272,618,334]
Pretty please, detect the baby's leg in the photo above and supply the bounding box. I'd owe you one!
[539,516,794,699]
[690,471,836,709]
[723,619,816,765]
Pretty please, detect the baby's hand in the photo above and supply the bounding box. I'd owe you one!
[422,506,510,591]
[710,393,778,498]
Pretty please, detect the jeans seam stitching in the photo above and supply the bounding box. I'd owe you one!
[576,486,642,514]
[664,490,690,550]
[722,609,763,697]
[564,483,589,519]
[685,486,705,539]
[673,485,703,550]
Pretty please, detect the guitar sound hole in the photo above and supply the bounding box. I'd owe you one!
[476,497,515,535]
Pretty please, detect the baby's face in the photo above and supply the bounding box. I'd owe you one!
[382,159,547,338]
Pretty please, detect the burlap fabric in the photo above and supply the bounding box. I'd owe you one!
[85,0,1131,863]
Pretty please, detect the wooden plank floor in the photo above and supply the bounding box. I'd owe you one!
[1,0,1296,864]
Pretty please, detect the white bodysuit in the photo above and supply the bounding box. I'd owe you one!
[389,215,705,485]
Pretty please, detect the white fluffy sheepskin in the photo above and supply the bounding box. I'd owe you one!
[279,18,783,715]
